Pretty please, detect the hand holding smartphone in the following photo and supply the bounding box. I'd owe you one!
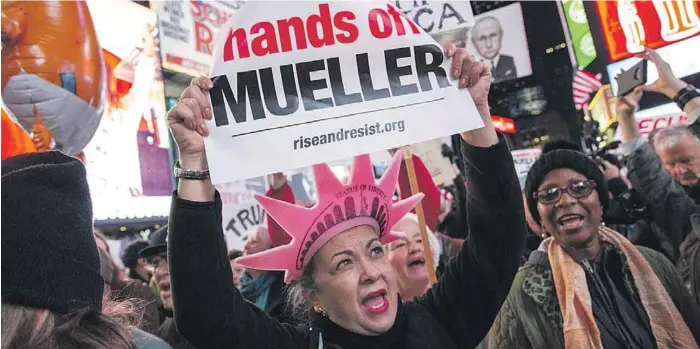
[615,60,648,97]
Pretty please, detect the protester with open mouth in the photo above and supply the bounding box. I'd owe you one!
[166,43,525,349]
[387,213,442,301]
[488,148,700,349]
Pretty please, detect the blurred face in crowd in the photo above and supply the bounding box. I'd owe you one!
[655,132,700,186]
[535,169,602,253]
[388,219,429,300]
[148,254,172,310]
[310,225,398,336]
[244,227,272,256]
[230,260,245,288]
[472,17,503,60]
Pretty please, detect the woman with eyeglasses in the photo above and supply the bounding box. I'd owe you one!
[488,149,700,349]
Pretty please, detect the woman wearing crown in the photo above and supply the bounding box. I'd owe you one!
[165,43,526,349]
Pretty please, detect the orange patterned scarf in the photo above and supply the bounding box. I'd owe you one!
[547,226,698,349]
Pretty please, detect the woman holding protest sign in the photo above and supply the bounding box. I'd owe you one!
[165,43,525,348]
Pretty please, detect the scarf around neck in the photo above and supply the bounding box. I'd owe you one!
[546,225,698,349]
[239,271,277,311]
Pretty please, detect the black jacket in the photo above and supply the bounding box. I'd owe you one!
[489,242,700,348]
[626,141,700,304]
[154,308,197,349]
[168,135,525,348]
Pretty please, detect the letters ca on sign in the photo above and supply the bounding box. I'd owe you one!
[393,1,472,33]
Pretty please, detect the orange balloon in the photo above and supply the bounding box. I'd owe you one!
[1,0,106,156]
[1,106,36,160]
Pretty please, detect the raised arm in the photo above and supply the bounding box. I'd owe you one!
[616,80,697,257]
[417,45,526,348]
[167,78,302,349]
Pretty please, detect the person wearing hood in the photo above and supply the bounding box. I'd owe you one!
[488,148,700,349]
[166,43,525,349]
[1,151,135,349]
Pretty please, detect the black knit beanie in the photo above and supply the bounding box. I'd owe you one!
[524,149,609,224]
[1,151,103,313]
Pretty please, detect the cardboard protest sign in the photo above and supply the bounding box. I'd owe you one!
[511,148,541,189]
[409,139,458,187]
[152,1,241,77]
[217,176,268,251]
[205,1,483,184]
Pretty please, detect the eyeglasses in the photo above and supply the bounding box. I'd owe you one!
[533,180,596,205]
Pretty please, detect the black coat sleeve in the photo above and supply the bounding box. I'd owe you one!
[626,142,697,259]
[168,191,305,349]
[416,133,526,348]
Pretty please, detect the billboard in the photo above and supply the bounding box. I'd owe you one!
[84,0,173,221]
[596,0,700,62]
[432,3,533,84]
[561,0,597,69]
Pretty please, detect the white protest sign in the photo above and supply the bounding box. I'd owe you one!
[511,148,541,189]
[205,1,483,184]
[409,139,458,187]
[394,1,474,34]
[217,176,268,251]
[152,0,241,77]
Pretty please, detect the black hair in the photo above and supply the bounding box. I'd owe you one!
[120,240,150,270]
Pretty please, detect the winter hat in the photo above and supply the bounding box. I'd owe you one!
[235,151,425,283]
[524,149,609,224]
[1,151,103,313]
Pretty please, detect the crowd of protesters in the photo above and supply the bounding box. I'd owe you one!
[2,42,700,349]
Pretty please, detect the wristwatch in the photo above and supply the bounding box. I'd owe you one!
[174,161,210,180]
[673,84,699,110]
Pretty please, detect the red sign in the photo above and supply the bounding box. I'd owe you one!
[491,115,516,134]
[596,0,700,62]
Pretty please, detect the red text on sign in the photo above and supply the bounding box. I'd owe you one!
[191,0,234,56]
[637,113,689,135]
[223,4,359,62]
[368,5,421,39]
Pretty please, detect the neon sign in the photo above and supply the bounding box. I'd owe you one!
[596,0,700,61]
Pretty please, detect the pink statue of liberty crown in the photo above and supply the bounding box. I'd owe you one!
[235,151,424,284]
